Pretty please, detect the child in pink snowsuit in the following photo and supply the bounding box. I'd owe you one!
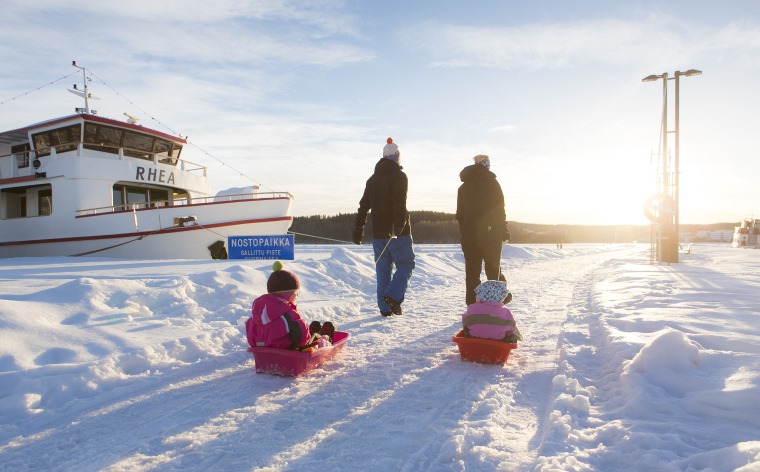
[462,280,522,343]
[246,263,310,350]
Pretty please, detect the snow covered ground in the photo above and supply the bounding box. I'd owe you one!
[0,243,758,471]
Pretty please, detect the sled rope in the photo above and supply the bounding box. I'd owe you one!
[374,236,396,264]
[287,230,351,244]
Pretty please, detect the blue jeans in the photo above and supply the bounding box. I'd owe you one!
[372,234,415,312]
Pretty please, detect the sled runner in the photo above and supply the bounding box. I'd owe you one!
[452,329,517,365]
[248,331,350,377]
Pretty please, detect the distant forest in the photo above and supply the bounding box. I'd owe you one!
[289,211,736,245]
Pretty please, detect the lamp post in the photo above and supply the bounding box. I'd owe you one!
[642,69,702,263]
[673,69,703,263]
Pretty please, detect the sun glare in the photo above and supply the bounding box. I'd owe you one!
[575,164,652,225]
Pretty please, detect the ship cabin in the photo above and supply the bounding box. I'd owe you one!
[0,113,202,221]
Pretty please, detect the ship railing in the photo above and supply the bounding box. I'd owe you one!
[0,150,32,178]
[75,191,293,216]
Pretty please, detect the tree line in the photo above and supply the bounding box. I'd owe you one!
[289,212,735,244]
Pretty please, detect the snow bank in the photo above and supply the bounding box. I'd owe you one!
[1,244,759,471]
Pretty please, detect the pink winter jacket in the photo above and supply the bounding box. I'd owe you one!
[246,293,310,349]
[462,301,519,341]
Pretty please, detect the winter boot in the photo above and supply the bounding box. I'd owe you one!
[309,321,322,335]
[383,295,403,315]
[320,321,336,340]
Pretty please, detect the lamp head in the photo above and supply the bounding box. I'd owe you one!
[642,74,661,82]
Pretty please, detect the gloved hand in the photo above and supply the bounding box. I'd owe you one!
[502,222,511,243]
[352,226,364,245]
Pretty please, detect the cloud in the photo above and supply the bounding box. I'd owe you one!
[3,0,359,33]
[707,21,760,66]
[400,14,760,71]
[0,0,372,77]
[0,0,374,131]
[489,125,517,133]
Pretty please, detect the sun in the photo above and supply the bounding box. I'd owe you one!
[573,161,654,225]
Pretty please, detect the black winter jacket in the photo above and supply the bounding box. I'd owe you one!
[355,158,412,239]
[456,164,507,242]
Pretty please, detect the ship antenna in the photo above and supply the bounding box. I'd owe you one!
[68,61,99,114]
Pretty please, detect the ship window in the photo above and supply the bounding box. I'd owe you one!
[122,132,154,159]
[50,125,81,153]
[12,143,31,168]
[113,187,125,210]
[32,133,50,157]
[127,188,147,206]
[154,139,181,165]
[0,185,51,219]
[19,194,27,217]
[149,189,169,207]
[173,189,189,203]
[38,189,52,216]
[113,184,181,210]
[96,126,123,150]
[83,123,181,163]
[84,123,98,147]
[31,125,81,157]
[1,188,27,218]
[83,123,122,155]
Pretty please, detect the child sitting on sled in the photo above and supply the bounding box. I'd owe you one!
[462,280,522,343]
[246,262,336,352]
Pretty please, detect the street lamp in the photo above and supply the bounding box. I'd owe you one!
[642,69,702,264]
[673,69,702,263]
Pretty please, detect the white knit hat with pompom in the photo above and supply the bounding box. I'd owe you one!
[383,137,400,161]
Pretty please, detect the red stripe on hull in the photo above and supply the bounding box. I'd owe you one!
[0,175,37,185]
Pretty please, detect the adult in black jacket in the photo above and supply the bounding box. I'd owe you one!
[456,154,510,305]
[353,139,415,316]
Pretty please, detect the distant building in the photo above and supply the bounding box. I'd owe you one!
[694,230,733,242]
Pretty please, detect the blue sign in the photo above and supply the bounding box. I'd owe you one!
[227,235,294,260]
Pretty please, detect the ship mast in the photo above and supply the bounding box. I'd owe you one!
[68,61,98,114]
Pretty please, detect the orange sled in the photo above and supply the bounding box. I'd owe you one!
[248,331,350,377]
[452,329,517,365]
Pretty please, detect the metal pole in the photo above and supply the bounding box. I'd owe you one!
[674,72,681,263]
[661,73,671,263]
[72,62,90,115]
[661,73,668,201]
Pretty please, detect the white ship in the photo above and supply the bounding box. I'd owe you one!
[732,218,760,248]
[0,63,293,259]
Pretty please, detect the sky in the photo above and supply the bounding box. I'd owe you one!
[1,243,758,470]
[1,1,759,225]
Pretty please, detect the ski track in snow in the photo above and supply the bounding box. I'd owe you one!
[2,244,758,471]
[0,245,621,471]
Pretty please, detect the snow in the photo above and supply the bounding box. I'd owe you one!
[1,243,759,471]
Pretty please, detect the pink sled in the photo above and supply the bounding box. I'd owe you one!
[248,331,350,377]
